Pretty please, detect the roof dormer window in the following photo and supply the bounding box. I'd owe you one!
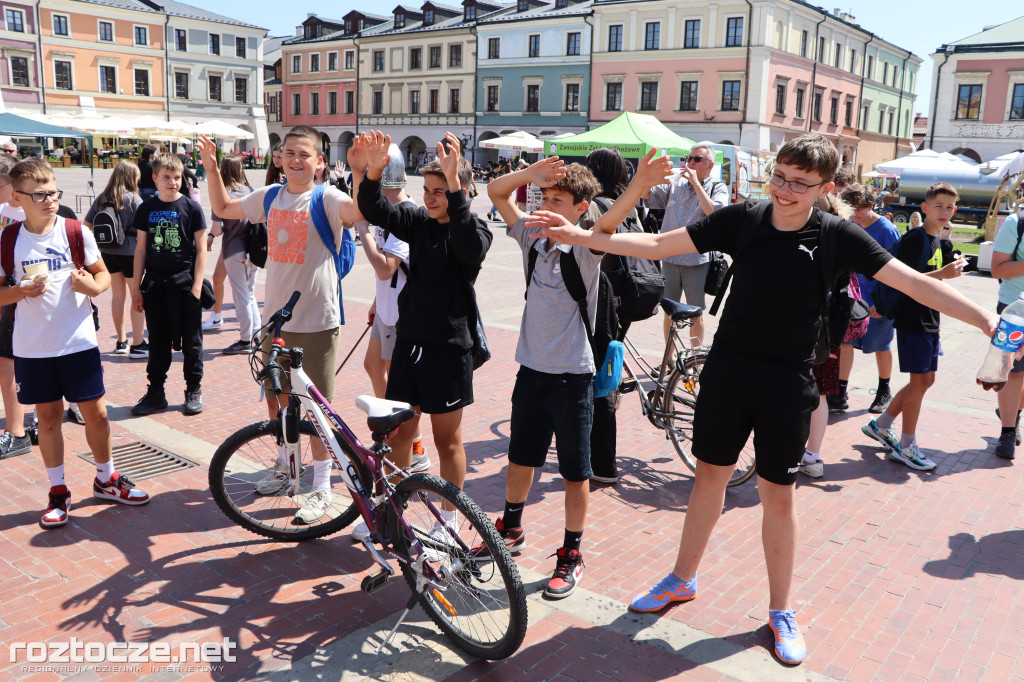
[555,0,567,7]
[517,0,528,10]
[424,8,434,24]
[345,20,354,32]
[395,11,405,28]
[464,3,476,20]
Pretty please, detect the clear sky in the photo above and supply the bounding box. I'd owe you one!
[210,0,1021,117]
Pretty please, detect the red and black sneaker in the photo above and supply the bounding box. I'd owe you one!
[471,516,526,557]
[94,472,150,506]
[544,547,584,599]
[41,486,71,528]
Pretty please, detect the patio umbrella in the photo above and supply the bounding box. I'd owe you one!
[480,131,543,153]
[194,120,253,140]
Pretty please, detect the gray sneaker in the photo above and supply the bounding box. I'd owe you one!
[0,431,32,459]
[407,450,431,473]
[295,488,332,524]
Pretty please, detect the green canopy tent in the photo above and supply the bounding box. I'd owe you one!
[542,112,696,158]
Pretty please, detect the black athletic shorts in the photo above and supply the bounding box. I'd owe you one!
[691,346,819,485]
[102,252,135,278]
[386,338,474,415]
[0,305,12,360]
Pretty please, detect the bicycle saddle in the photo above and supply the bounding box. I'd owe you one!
[355,395,417,434]
[660,298,703,321]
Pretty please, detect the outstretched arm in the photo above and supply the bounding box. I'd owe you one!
[592,148,672,235]
[198,136,245,220]
[487,156,566,228]
[526,209,697,260]
[873,258,996,335]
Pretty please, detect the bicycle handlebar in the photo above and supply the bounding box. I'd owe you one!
[264,291,302,395]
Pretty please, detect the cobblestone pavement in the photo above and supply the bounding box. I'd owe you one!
[0,167,1021,681]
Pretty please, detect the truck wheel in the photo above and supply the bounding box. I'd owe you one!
[892,210,911,226]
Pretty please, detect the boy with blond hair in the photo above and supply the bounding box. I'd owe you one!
[0,158,149,527]
[130,152,208,416]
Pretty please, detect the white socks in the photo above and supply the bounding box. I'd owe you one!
[312,459,333,491]
[46,465,65,488]
[95,459,115,483]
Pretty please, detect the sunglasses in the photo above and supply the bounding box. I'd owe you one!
[685,155,707,164]
[2,149,16,154]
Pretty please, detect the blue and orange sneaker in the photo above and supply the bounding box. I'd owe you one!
[768,609,807,664]
[629,573,697,613]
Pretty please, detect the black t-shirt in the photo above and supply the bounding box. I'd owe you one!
[138,160,156,190]
[688,203,892,366]
[893,228,941,333]
[133,194,206,276]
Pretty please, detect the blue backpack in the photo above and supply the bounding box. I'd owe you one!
[263,184,356,323]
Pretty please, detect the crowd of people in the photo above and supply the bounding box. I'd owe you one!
[0,122,1015,668]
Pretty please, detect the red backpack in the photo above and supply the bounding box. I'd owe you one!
[1,219,87,319]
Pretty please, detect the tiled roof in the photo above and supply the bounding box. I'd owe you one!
[913,116,929,135]
[74,0,265,30]
[480,0,592,24]
[947,15,1024,47]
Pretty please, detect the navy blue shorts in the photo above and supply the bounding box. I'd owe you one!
[508,366,594,482]
[15,347,105,405]
[896,330,940,374]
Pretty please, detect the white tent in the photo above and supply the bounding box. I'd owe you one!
[875,150,975,174]
[480,131,543,153]
[194,120,253,140]
[978,151,1024,177]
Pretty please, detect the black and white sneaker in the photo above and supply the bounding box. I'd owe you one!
[0,431,32,459]
[129,341,150,359]
[114,340,129,355]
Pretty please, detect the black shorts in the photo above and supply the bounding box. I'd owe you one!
[15,347,105,405]
[691,347,818,485]
[0,305,13,360]
[385,338,474,414]
[508,366,594,482]
[102,252,135,277]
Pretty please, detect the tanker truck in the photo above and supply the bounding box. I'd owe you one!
[889,166,1016,229]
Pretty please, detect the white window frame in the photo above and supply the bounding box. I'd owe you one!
[528,33,540,58]
[309,91,319,116]
[603,78,623,112]
[1004,73,1024,121]
[677,72,701,112]
[209,32,221,56]
[97,60,118,94]
[133,24,148,47]
[309,52,320,73]
[133,65,152,97]
[562,76,582,112]
[723,14,745,48]
[637,74,660,111]
[327,51,338,72]
[291,54,301,74]
[234,75,248,104]
[327,89,338,115]
[174,28,187,52]
[522,76,542,113]
[52,57,75,91]
[97,19,114,43]
[7,53,31,87]
[953,72,989,122]
[173,69,191,99]
[4,8,25,33]
[344,89,354,114]
[51,12,71,37]
[483,77,501,113]
[344,50,355,70]
[717,72,745,112]
[207,71,224,102]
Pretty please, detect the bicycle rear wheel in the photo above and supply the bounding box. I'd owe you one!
[388,473,527,660]
[209,420,371,541]
[665,354,756,487]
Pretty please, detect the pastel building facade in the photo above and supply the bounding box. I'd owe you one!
[475,0,592,161]
[927,15,1024,162]
[1,1,43,108]
[280,13,368,161]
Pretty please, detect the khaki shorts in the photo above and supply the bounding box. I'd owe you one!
[261,327,340,402]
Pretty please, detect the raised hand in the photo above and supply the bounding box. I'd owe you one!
[436,131,463,190]
[197,135,218,169]
[634,147,674,190]
[359,131,392,178]
[527,156,566,188]
[346,136,367,174]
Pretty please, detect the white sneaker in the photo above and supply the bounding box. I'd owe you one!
[255,462,288,495]
[407,450,431,473]
[889,441,937,471]
[202,315,223,330]
[798,451,824,478]
[422,520,457,562]
[295,488,332,524]
[352,521,369,541]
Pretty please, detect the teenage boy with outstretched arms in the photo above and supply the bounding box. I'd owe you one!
[352,131,491,529]
[201,127,364,525]
[528,135,997,665]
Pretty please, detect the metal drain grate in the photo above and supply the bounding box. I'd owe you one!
[78,442,198,481]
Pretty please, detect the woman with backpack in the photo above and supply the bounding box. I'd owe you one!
[210,154,259,355]
[84,161,147,357]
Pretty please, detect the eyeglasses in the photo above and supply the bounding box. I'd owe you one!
[2,148,16,154]
[768,173,824,195]
[16,189,64,203]
[685,155,707,164]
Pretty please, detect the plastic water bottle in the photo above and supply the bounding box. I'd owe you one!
[977,292,1024,391]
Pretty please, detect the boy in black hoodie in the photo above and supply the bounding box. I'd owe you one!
[354,131,491,504]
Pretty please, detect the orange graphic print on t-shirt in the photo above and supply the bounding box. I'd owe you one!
[268,207,308,265]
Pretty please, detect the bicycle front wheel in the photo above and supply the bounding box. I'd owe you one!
[388,473,527,660]
[664,354,756,487]
[209,420,371,541]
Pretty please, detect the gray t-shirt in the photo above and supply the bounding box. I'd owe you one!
[509,215,603,374]
[212,186,252,258]
[84,192,143,257]
[648,173,729,267]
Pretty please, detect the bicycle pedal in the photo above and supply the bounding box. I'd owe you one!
[361,569,391,594]
[618,377,637,394]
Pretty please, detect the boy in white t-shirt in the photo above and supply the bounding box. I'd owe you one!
[0,159,149,527]
[0,153,32,460]
[201,126,364,525]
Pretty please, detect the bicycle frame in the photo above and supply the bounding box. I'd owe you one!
[621,316,700,432]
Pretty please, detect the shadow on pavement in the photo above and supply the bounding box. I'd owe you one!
[923,530,1024,581]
